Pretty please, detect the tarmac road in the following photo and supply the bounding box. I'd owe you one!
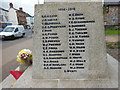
[0,30,33,81]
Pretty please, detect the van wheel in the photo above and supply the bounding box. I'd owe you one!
[2,35,5,40]
[11,35,15,39]
[22,33,25,37]
[2,38,5,41]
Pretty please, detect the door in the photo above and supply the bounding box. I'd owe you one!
[14,28,22,37]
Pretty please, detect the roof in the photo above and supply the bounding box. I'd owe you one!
[9,8,26,13]
[16,10,26,14]
[8,7,18,11]
[26,13,33,17]
[104,2,120,5]
[13,8,18,11]
[0,7,8,12]
[8,7,33,18]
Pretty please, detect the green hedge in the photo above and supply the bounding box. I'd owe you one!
[105,29,120,35]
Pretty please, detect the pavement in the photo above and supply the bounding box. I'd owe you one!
[0,30,33,81]
[105,35,120,42]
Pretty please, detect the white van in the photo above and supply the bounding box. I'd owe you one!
[0,25,25,39]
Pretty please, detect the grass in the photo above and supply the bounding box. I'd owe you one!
[105,29,120,35]
[106,42,120,49]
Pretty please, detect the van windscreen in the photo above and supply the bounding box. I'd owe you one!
[3,27,15,32]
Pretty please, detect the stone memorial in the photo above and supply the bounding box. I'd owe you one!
[6,1,117,88]
[33,2,108,80]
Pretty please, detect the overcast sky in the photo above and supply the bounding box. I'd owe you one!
[0,0,119,16]
[1,0,44,16]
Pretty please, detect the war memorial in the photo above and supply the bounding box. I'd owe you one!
[1,0,118,89]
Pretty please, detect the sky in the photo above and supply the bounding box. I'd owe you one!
[0,0,120,16]
[1,0,44,16]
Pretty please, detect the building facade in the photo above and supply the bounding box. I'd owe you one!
[26,13,34,29]
[8,8,18,25]
[104,2,120,28]
[8,3,27,28]
[0,8,10,28]
[16,8,27,28]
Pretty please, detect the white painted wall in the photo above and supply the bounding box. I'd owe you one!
[26,17,34,28]
[8,8,18,25]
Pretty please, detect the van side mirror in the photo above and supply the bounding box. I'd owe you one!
[14,28,19,32]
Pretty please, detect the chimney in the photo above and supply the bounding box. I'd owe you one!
[9,3,13,8]
[19,7,23,11]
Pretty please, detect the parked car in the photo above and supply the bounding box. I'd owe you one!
[0,25,25,40]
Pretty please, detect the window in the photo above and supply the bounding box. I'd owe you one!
[14,28,19,32]
[103,5,109,14]
[3,27,15,32]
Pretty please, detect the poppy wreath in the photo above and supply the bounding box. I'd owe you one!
[16,49,32,64]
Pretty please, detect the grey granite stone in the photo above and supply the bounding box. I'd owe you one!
[1,1,118,89]
[33,2,108,80]
[44,0,102,3]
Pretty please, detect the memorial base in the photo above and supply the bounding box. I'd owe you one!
[8,54,118,88]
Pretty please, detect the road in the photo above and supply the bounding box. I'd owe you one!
[0,30,33,81]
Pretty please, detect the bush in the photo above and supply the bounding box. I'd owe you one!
[106,42,120,49]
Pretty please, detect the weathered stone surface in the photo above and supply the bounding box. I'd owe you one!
[1,74,16,88]
[45,0,102,3]
[12,66,58,88]
[1,1,118,89]
[33,2,108,79]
